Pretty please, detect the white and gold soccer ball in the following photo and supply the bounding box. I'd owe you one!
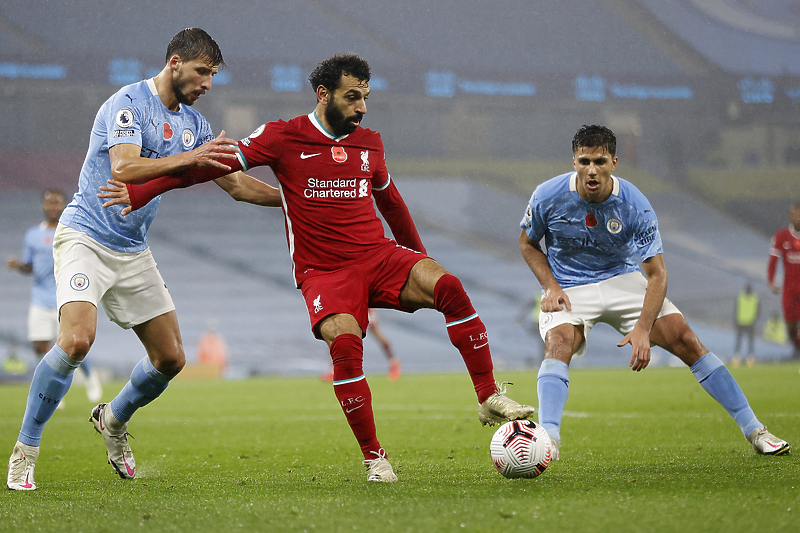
[490,419,552,479]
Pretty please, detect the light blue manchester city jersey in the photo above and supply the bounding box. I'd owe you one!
[22,223,57,309]
[60,78,214,252]
[520,172,662,288]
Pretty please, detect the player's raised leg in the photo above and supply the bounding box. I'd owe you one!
[7,302,97,490]
[319,314,396,482]
[652,313,790,455]
[400,258,534,426]
[91,311,186,479]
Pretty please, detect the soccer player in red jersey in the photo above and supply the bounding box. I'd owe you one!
[768,203,800,357]
[108,54,534,482]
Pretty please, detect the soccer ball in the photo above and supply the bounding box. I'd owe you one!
[490,419,552,479]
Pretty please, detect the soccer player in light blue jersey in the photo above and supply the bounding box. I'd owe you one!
[6,28,276,491]
[7,189,103,405]
[519,125,790,460]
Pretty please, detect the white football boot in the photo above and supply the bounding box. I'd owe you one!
[747,427,790,456]
[7,441,39,491]
[549,437,560,461]
[363,449,397,482]
[90,403,136,478]
[478,382,535,427]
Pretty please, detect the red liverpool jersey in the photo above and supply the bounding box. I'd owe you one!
[769,225,800,292]
[236,113,394,286]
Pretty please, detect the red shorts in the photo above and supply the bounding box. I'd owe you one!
[783,289,800,322]
[300,242,428,338]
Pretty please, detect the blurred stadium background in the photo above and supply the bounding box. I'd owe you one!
[1,0,798,380]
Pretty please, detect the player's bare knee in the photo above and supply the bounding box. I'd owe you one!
[670,329,706,365]
[544,330,575,363]
[153,351,185,376]
[57,332,94,359]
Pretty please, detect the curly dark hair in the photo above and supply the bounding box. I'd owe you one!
[308,53,371,93]
[166,28,224,68]
[572,125,617,157]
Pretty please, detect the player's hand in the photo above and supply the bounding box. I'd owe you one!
[769,282,780,294]
[98,179,133,216]
[540,288,571,313]
[189,130,240,171]
[7,257,20,271]
[618,324,651,371]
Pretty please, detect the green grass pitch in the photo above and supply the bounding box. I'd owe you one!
[1,365,798,532]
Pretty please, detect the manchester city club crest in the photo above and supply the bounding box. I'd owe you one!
[70,273,90,291]
[606,218,622,234]
[182,128,195,148]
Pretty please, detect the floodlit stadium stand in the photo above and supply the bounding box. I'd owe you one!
[1,1,798,376]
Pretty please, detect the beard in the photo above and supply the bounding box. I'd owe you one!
[173,82,198,106]
[172,71,201,106]
[324,99,362,136]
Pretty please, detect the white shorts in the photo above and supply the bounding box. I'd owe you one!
[53,224,175,329]
[538,271,681,359]
[28,305,59,342]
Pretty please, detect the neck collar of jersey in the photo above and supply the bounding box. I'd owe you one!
[790,225,800,239]
[309,111,349,142]
[569,172,620,201]
[147,78,183,113]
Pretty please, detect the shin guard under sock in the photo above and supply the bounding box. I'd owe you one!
[109,356,172,424]
[433,274,495,403]
[19,345,79,446]
[537,359,570,442]
[691,352,761,436]
[330,334,381,458]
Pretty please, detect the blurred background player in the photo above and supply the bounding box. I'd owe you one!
[732,283,759,367]
[7,189,103,405]
[767,202,800,359]
[763,313,788,346]
[5,28,272,491]
[519,125,790,460]
[321,309,401,382]
[117,53,535,483]
[196,320,229,374]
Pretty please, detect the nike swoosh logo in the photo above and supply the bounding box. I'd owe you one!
[22,473,33,489]
[124,457,135,477]
[345,404,364,413]
[300,152,321,159]
[473,342,489,349]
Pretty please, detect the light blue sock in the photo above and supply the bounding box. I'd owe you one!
[537,358,570,442]
[18,345,80,446]
[109,357,171,423]
[690,352,761,437]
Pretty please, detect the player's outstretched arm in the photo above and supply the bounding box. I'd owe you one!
[109,131,240,185]
[373,181,426,254]
[214,172,282,207]
[518,230,570,312]
[617,254,668,371]
[7,257,33,274]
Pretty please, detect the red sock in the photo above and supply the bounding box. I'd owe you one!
[330,334,382,458]
[433,274,496,403]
